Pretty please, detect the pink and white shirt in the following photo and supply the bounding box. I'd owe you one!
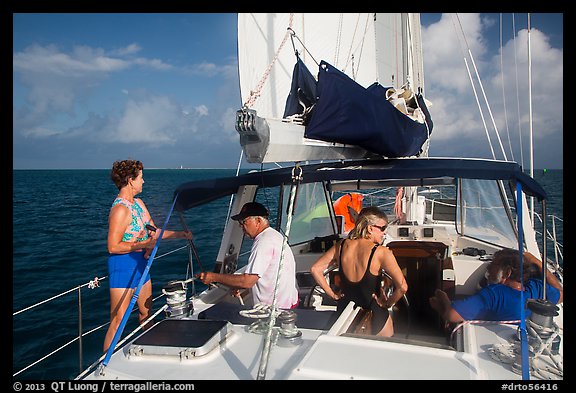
[244,227,299,309]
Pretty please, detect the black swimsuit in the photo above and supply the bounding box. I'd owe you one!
[337,239,389,334]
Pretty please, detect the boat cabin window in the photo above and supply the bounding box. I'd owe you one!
[280,182,335,245]
[457,178,517,248]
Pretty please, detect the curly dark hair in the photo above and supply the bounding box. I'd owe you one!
[492,248,535,283]
[110,159,143,190]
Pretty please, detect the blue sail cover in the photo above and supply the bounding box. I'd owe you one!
[283,56,317,119]
[304,61,433,157]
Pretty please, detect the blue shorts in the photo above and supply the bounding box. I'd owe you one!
[108,251,151,289]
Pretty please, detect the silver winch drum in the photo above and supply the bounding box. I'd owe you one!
[527,298,558,328]
[162,279,193,318]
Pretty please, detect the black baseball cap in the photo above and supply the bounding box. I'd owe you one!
[231,202,269,221]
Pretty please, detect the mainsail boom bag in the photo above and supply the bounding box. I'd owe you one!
[303,61,433,158]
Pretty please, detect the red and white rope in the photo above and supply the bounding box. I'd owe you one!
[243,14,295,109]
[450,319,521,342]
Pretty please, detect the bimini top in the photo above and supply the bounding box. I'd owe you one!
[173,157,546,212]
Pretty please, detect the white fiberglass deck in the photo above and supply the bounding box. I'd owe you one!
[84,314,546,380]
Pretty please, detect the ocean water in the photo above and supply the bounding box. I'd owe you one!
[12,168,563,380]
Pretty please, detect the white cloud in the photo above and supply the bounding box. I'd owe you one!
[13,44,130,76]
[109,43,142,56]
[183,58,238,79]
[13,44,129,119]
[422,13,563,165]
[195,105,209,117]
[133,57,173,70]
[114,96,178,143]
[220,107,241,142]
[107,93,214,145]
[422,13,489,94]
[13,42,224,143]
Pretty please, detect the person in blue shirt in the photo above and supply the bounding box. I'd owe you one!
[429,248,562,323]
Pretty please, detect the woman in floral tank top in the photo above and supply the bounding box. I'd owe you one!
[103,159,192,353]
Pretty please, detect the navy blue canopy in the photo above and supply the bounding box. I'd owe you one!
[304,61,433,157]
[173,158,546,212]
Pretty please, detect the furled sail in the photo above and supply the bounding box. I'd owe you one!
[303,61,433,157]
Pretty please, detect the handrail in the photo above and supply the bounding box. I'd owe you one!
[532,212,564,275]
[12,246,188,378]
[13,276,106,316]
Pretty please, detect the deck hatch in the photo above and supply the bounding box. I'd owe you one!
[128,319,231,358]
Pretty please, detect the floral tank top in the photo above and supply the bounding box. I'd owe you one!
[111,198,152,243]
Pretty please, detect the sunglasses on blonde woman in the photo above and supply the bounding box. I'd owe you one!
[372,224,388,232]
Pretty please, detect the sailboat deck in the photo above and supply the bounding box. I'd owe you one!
[84,311,537,380]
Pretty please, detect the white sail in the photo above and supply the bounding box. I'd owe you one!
[238,13,423,117]
[236,13,428,163]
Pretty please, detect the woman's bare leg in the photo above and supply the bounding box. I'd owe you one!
[103,287,134,352]
[137,280,153,329]
[377,315,394,337]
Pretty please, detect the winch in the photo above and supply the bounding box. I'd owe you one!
[510,299,562,377]
[162,279,194,318]
[489,298,562,379]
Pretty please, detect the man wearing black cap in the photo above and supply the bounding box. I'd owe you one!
[197,202,299,309]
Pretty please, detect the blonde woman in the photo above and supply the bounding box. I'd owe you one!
[310,206,407,336]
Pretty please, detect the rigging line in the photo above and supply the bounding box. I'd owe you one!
[244,13,295,109]
[413,14,425,95]
[405,13,414,89]
[516,182,530,380]
[450,14,493,157]
[455,13,508,161]
[413,91,431,157]
[289,28,319,68]
[465,56,496,159]
[512,14,525,168]
[395,14,399,87]
[342,13,368,79]
[500,13,515,161]
[256,164,301,380]
[342,13,360,71]
[301,14,306,64]
[225,148,244,232]
[177,211,198,295]
[334,13,343,67]
[373,13,379,83]
[355,13,371,80]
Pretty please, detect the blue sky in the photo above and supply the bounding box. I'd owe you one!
[13,13,563,169]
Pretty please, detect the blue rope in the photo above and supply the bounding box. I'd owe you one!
[100,193,180,370]
[516,182,530,380]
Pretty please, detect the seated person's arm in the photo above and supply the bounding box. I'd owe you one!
[524,252,563,304]
[429,289,465,323]
[197,271,259,289]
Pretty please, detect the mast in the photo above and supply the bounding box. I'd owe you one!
[527,13,535,224]
[391,13,426,223]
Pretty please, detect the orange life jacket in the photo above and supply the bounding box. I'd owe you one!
[333,193,364,232]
